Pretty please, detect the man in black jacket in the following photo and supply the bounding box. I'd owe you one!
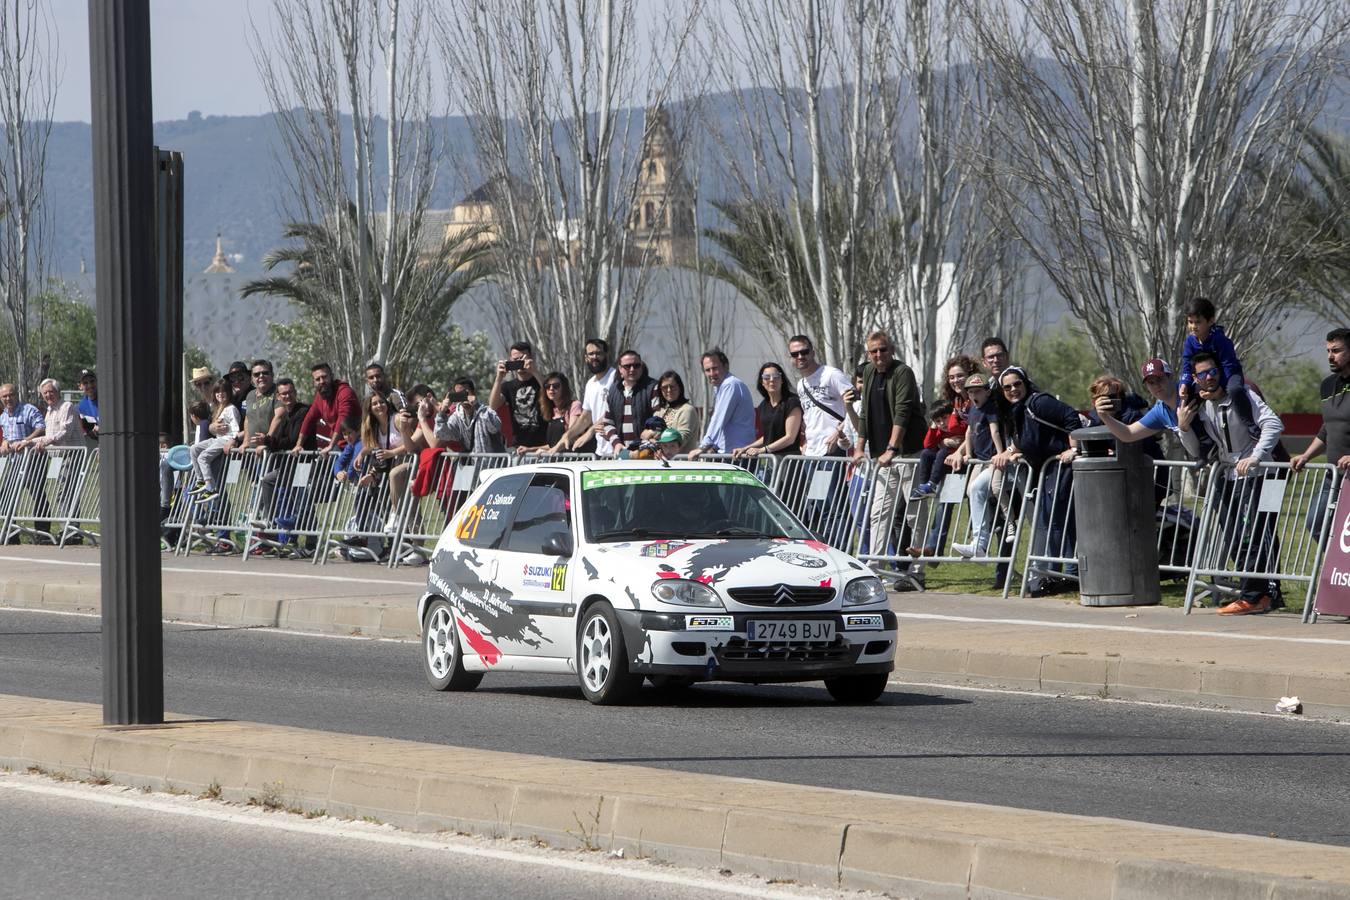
[599,350,659,453]
[1292,328,1350,539]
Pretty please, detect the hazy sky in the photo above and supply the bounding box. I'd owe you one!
[49,1,698,123]
[54,0,299,122]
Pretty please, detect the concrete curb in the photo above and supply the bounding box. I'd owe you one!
[892,647,1350,721]
[4,696,1349,899]
[5,580,1347,720]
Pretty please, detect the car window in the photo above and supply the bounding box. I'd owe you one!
[503,474,573,554]
[455,472,531,550]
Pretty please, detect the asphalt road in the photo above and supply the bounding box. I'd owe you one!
[0,772,826,900]
[3,609,1349,847]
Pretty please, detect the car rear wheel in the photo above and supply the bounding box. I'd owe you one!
[577,602,642,705]
[824,673,889,704]
[423,599,483,692]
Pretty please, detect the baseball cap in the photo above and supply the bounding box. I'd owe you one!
[963,374,988,390]
[78,368,96,382]
[1140,358,1172,379]
[227,361,249,376]
[658,427,682,444]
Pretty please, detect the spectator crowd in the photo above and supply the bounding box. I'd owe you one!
[4,294,1349,614]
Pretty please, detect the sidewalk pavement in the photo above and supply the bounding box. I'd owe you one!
[5,691,1350,899]
[3,545,1348,719]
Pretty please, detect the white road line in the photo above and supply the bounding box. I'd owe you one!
[0,554,424,588]
[897,611,1350,646]
[0,775,823,899]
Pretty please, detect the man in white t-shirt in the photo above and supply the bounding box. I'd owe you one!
[787,335,853,538]
[576,338,617,456]
[789,335,853,456]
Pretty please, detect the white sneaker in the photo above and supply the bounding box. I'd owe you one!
[399,550,425,566]
[952,542,976,559]
[383,515,399,535]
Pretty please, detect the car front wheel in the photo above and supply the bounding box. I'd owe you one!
[577,602,642,705]
[423,599,483,692]
[824,672,889,704]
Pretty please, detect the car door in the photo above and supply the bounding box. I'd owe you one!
[495,472,577,657]
[438,471,532,663]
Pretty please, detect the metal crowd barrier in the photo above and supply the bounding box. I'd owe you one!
[1017,458,1078,597]
[316,452,420,565]
[0,447,88,545]
[1152,458,1209,581]
[242,450,332,559]
[173,448,266,556]
[1184,461,1335,615]
[388,451,515,567]
[60,447,101,546]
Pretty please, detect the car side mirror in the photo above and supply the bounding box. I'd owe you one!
[543,532,573,557]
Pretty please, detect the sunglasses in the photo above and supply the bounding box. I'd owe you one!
[619,363,641,370]
[789,349,811,359]
[1002,380,1025,391]
[545,382,563,390]
[251,370,271,378]
[1195,369,1220,381]
[761,373,783,382]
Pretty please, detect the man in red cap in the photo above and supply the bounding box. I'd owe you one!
[1093,357,1180,444]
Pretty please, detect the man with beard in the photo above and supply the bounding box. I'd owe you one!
[1292,328,1350,537]
[292,362,360,454]
[363,360,407,411]
[569,338,614,455]
[252,378,315,539]
[489,340,547,449]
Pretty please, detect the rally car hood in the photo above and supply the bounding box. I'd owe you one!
[581,537,868,598]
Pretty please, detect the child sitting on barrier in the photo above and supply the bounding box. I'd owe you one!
[186,381,240,502]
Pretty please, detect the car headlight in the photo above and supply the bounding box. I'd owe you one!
[650,578,723,608]
[842,576,887,606]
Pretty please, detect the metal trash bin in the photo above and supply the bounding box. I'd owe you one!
[1071,425,1161,607]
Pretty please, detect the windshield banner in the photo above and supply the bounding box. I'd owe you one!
[581,469,762,490]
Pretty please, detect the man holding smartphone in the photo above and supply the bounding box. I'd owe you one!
[433,378,505,454]
[489,341,546,448]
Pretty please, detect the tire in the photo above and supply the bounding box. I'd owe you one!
[577,602,643,705]
[824,672,889,704]
[422,599,483,692]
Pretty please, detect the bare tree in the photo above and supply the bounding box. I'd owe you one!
[0,0,54,397]
[436,0,704,385]
[965,0,1350,379]
[704,1,994,397]
[251,0,443,382]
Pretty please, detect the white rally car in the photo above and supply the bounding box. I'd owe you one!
[417,461,896,704]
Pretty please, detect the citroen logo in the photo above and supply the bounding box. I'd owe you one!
[773,584,795,605]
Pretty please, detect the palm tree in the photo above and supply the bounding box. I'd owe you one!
[243,205,492,385]
[696,190,911,369]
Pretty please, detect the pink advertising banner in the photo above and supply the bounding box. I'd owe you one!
[1314,478,1350,617]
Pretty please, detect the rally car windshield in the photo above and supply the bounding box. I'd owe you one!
[580,469,812,543]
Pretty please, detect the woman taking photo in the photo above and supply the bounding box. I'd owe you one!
[355,391,408,534]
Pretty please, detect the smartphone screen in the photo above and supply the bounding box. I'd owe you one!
[504,360,525,372]
[446,390,469,403]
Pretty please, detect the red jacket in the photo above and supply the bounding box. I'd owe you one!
[298,380,360,448]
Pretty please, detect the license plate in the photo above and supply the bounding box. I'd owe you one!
[746,620,835,642]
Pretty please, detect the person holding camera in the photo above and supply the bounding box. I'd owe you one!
[488,340,547,448]
[354,391,411,534]
[432,378,505,455]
